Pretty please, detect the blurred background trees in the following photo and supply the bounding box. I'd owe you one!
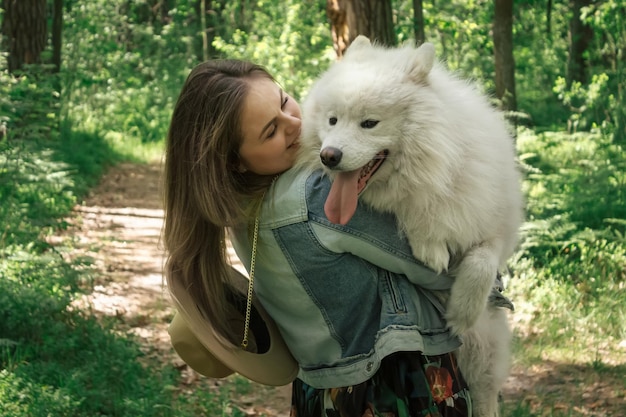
[1,1,625,415]
[1,0,623,138]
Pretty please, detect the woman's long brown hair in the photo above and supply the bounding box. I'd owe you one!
[163,60,276,347]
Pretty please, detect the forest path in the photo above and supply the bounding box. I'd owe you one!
[56,161,291,417]
[57,161,624,417]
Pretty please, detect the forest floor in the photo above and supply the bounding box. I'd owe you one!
[54,161,625,417]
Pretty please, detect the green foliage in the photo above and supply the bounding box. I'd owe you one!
[1,2,271,414]
[0,65,93,248]
[519,130,626,231]
[0,370,82,417]
[0,55,244,417]
[510,2,571,129]
[1,19,168,416]
[0,253,186,416]
[506,129,626,414]
[394,0,496,85]
[2,0,626,414]
[582,1,626,142]
[62,0,191,147]
[553,72,622,135]
[511,129,626,358]
[0,66,60,142]
[212,0,334,101]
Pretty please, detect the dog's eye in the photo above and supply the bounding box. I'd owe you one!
[361,119,379,129]
[329,117,337,126]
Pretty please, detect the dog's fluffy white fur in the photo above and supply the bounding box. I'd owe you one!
[296,36,524,416]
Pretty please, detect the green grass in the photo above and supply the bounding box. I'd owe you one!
[0,64,251,416]
[499,128,626,416]
[513,129,626,346]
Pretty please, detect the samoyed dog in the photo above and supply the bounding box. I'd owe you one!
[297,36,524,416]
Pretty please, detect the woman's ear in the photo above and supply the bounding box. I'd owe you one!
[231,154,247,173]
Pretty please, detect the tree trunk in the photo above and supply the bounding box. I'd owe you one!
[200,0,208,61]
[493,0,517,111]
[546,0,552,39]
[52,0,63,73]
[1,0,47,73]
[567,0,593,86]
[413,0,425,45]
[160,0,171,24]
[326,0,395,58]
[205,0,226,60]
[194,0,223,61]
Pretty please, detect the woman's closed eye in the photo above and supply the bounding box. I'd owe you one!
[265,93,289,139]
[266,124,277,139]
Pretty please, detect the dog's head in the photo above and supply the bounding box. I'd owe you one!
[297,36,443,224]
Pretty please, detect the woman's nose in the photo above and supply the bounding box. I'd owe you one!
[285,114,301,136]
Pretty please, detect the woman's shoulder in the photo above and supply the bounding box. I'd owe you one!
[261,167,326,227]
[266,168,402,238]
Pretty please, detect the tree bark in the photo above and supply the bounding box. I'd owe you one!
[493,0,517,111]
[567,0,593,85]
[1,0,48,73]
[413,0,425,45]
[326,0,395,58]
[52,0,63,73]
[193,0,224,61]
[160,0,171,24]
[546,0,553,39]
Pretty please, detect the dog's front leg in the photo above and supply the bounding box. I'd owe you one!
[455,306,512,417]
[408,237,450,274]
[445,241,500,335]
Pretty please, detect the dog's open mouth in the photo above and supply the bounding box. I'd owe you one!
[324,150,388,225]
[356,151,388,194]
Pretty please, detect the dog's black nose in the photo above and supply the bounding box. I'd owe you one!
[320,147,343,168]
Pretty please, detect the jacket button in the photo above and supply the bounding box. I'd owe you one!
[366,362,373,372]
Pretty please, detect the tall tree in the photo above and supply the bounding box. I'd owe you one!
[1,0,47,72]
[413,0,425,44]
[52,0,63,73]
[567,0,593,85]
[326,0,395,58]
[493,0,517,111]
[195,0,227,61]
[546,0,553,39]
[198,0,210,61]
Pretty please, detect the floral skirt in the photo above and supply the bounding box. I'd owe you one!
[290,351,471,417]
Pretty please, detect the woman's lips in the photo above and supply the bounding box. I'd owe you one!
[288,136,300,149]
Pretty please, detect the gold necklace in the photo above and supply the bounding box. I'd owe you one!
[241,176,278,349]
[241,212,260,349]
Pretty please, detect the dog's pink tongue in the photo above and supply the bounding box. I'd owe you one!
[324,170,360,225]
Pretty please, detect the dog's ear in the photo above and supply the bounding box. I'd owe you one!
[350,35,371,49]
[344,35,372,59]
[408,42,435,82]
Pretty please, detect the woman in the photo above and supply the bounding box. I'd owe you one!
[163,59,472,416]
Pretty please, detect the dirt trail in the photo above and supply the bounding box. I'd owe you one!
[52,162,291,417]
[55,162,625,417]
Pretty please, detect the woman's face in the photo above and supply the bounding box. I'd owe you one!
[238,77,302,176]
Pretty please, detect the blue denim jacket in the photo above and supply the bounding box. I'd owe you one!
[230,168,461,389]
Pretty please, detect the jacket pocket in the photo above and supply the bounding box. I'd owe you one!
[382,271,407,313]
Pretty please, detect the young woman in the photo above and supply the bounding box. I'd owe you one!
[163,59,473,417]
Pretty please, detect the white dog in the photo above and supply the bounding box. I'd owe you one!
[297,36,524,416]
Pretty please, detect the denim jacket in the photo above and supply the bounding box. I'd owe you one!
[230,167,461,389]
